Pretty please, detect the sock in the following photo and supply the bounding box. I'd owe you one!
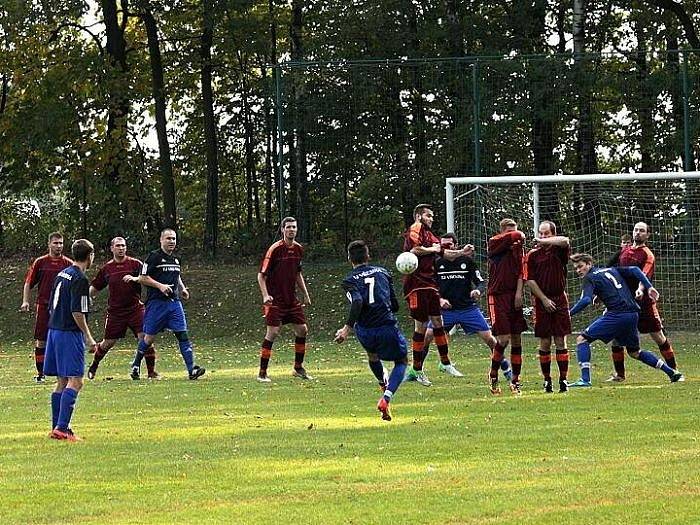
[636,350,675,378]
[511,346,522,382]
[411,332,425,371]
[422,340,431,364]
[433,327,450,365]
[34,347,45,376]
[178,339,194,374]
[368,360,385,384]
[294,337,306,369]
[144,345,157,375]
[611,345,625,378]
[51,392,61,429]
[387,361,407,396]
[132,339,149,368]
[538,349,552,380]
[490,343,505,379]
[658,340,677,370]
[56,388,78,431]
[92,342,108,365]
[576,341,592,383]
[555,348,569,381]
[259,338,273,376]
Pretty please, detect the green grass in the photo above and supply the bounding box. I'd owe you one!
[1,260,699,524]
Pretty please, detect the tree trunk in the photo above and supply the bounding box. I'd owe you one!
[201,0,219,256]
[268,0,279,228]
[141,9,177,229]
[0,72,7,116]
[635,20,657,172]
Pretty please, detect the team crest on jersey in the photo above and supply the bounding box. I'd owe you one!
[175,258,179,264]
[439,265,445,269]
[461,263,467,269]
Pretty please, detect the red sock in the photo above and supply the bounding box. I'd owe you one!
[555,348,569,380]
[294,337,306,369]
[260,339,273,375]
[412,332,425,370]
[658,340,677,370]
[433,327,450,365]
[511,346,522,382]
[538,350,551,380]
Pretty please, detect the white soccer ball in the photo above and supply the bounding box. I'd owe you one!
[396,251,419,274]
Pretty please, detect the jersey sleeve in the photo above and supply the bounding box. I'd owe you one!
[618,266,653,290]
[91,266,108,291]
[557,244,571,265]
[71,276,91,314]
[488,231,524,256]
[25,259,40,288]
[570,277,594,315]
[405,223,422,249]
[641,248,655,277]
[523,251,533,280]
[342,277,362,302]
[259,244,277,275]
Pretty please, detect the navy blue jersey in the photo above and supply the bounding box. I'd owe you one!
[142,249,182,302]
[436,256,485,309]
[342,264,398,328]
[570,266,652,315]
[48,265,90,331]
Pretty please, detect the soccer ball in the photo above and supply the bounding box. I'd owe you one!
[396,252,419,274]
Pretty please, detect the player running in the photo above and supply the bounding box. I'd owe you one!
[334,240,408,421]
[129,228,205,380]
[257,217,313,382]
[44,239,96,441]
[568,253,684,386]
[20,232,72,382]
[87,237,158,380]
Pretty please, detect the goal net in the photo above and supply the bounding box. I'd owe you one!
[446,173,700,331]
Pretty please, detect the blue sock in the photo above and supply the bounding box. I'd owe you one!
[178,339,194,373]
[500,358,511,371]
[132,339,149,368]
[386,362,407,398]
[638,350,674,377]
[51,392,62,429]
[57,388,78,431]
[576,341,592,383]
[368,360,385,384]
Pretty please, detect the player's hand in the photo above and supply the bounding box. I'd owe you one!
[89,342,100,354]
[181,288,190,300]
[334,326,350,343]
[543,297,556,312]
[302,295,311,307]
[648,287,660,302]
[431,243,442,253]
[440,298,452,309]
[20,301,30,312]
[122,274,137,283]
[514,293,523,309]
[471,290,481,300]
[85,335,97,348]
[462,244,475,257]
[262,294,273,305]
[635,287,644,300]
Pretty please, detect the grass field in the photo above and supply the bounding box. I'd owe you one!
[1,260,699,524]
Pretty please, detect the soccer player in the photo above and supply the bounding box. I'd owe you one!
[486,218,527,394]
[605,233,632,379]
[129,228,205,380]
[524,221,571,393]
[87,237,158,380]
[422,232,513,382]
[607,222,681,382]
[257,217,312,382]
[20,232,72,382]
[402,204,472,386]
[44,239,96,441]
[605,234,632,268]
[568,253,684,386]
[334,240,408,421]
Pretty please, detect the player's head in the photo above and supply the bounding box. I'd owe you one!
[620,233,632,248]
[570,252,594,277]
[347,240,370,266]
[632,222,649,245]
[440,232,458,250]
[72,239,95,269]
[48,232,64,256]
[500,218,517,233]
[413,204,434,229]
[280,217,298,242]
[538,221,557,238]
[110,236,127,258]
[160,228,177,253]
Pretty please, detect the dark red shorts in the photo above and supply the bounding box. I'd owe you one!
[34,303,50,341]
[533,293,571,338]
[407,288,441,323]
[488,293,527,336]
[104,306,145,340]
[638,301,663,334]
[264,303,306,327]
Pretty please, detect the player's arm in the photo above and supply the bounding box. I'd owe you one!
[138,274,174,296]
[618,266,658,301]
[488,230,524,256]
[296,272,311,306]
[178,276,190,300]
[411,244,441,256]
[21,281,33,311]
[442,243,475,261]
[526,279,556,312]
[72,278,96,347]
[257,272,273,304]
[469,261,486,300]
[569,280,595,316]
[388,274,400,312]
[514,277,524,309]
[335,281,362,343]
[606,249,621,268]
[535,235,570,248]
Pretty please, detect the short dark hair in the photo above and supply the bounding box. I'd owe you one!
[72,239,94,262]
[441,232,458,244]
[413,204,433,217]
[499,218,517,231]
[621,233,632,242]
[540,220,557,235]
[281,216,297,229]
[570,252,594,265]
[160,228,176,238]
[347,240,369,265]
[48,232,63,242]
[110,236,126,247]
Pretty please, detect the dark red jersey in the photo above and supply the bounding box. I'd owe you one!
[619,244,656,302]
[487,230,525,295]
[24,254,73,305]
[524,244,570,296]
[260,240,304,306]
[402,221,440,296]
[91,257,143,313]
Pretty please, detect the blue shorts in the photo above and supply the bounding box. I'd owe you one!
[428,306,490,334]
[43,329,85,377]
[582,311,639,348]
[355,323,408,362]
[143,299,188,335]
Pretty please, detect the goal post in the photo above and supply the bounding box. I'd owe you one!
[445,172,700,331]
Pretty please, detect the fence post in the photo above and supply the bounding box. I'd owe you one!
[275,65,285,221]
[472,60,481,177]
[682,50,691,172]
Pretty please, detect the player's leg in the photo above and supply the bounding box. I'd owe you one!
[649,330,679,371]
[132,300,166,379]
[477,329,513,381]
[624,324,682,381]
[258,321,281,381]
[167,302,204,379]
[421,323,434,365]
[406,318,431,386]
[51,331,85,441]
[553,335,569,392]
[33,304,50,382]
[377,326,409,421]
[608,340,626,382]
[43,329,62,431]
[570,333,594,387]
[291,322,313,380]
[87,338,117,379]
[132,306,158,379]
[432,314,463,377]
[539,337,553,392]
[131,333,155,380]
[509,332,524,394]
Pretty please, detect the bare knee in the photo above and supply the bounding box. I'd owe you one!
[293,324,308,338]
